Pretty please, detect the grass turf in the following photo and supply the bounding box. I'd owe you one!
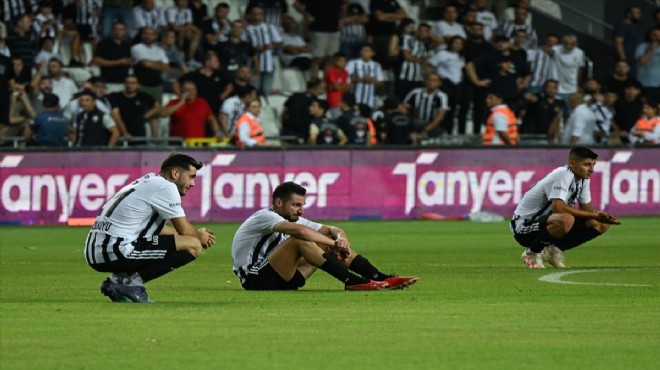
[1,217,659,370]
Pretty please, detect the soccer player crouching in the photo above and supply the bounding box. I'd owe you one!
[84,154,215,302]
[510,147,621,269]
[231,181,419,290]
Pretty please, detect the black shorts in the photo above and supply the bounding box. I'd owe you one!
[511,214,588,249]
[90,235,177,273]
[242,263,306,291]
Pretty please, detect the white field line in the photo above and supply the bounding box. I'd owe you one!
[538,269,653,287]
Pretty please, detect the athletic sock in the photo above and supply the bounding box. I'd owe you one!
[137,251,196,283]
[530,227,558,253]
[556,228,602,251]
[320,253,369,286]
[348,255,389,281]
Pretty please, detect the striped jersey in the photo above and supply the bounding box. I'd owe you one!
[232,208,322,284]
[242,23,282,73]
[220,95,245,135]
[84,173,185,266]
[496,21,538,50]
[403,87,449,124]
[2,0,38,22]
[527,48,555,87]
[164,5,193,26]
[132,5,166,34]
[346,58,384,108]
[590,101,613,142]
[340,3,367,44]
[398,34,427,82]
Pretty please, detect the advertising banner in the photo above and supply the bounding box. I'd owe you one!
[1,148,658,225]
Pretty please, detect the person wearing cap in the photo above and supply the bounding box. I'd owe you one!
[24,93,68,146]
[71,89,120,147]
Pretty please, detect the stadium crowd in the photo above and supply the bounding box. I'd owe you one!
[1,0,660,148]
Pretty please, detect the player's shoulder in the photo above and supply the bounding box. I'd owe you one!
[546,166,573,180]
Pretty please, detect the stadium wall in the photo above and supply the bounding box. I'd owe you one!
[1,148,658,225]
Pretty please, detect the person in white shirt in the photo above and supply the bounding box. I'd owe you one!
[562,92,596,145]
[279,15,312,72]
[511,147,620,269]
[85,154,216,303]
[131,0,166,38]
[131,27,169,103]
[431,4,466,50]
[346,44,384,110]
[428,36,465,131]
[47,58,78,109]
[473,0,498,41]
[164,0,201,62]
[231,181,419,291]
[550,34,585,99]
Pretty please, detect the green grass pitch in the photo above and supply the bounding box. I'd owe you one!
[1,217,659,370]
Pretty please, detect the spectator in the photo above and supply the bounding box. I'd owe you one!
[369,0,407,66]
[130,0,166,39]
[234,98,272,148]
[161,79,221,140]
[219,85,257,138]
[6,14,37,72]
[473,0,498,41]
[336,93,375,146]
[92,21,132,93]
[448,0,471,20]
[62,0,102,67]
[635,27,660,103]
[63,76,111,127]
[28,74,53,113]
[0,21,9,57]
[109,74,160,142]
[293,0,343,78]
[346,44,384,113]
[630,100,660,145]
[403,72,449,140]
[279,15,313,72]
[281,77,325,143]
[526,33,558,94]
[431,4,466,50]
[428,35,465,134]
[230,65,258,98]
[177,50,231,129]
[460,21,493,133]
[217,19,257,81]
[561,92,596,145]
[339,1,368,60]
[392,21,429,101]
[8,57,31,88]
[2,0,38,24]
[308,99,348,145]
[71,89,119,147]
[246,0,288,29]
[4,84,36,140]
[510,29,529,57]
[188,0,208,31]
[201,2,230,52]
[614,5,643,78]
[24,93,68,146]
[160,28,190,88]
[589,92,614,145]
[325,52,351,115]
[131,27,169,103]
[33,1,61,41]
[550,34,585,104]
[101,0,133,39]
[482,90,518,146]
[48,58,78,109]
[242,6,282,97]
[613,81,643,144]
[601,61,637,99]
[378,96,417,145]
[163,0,201,63]
[34,37,60,76]
[496,6,537,49]
[520,79,561,144]
[501,0,532,26]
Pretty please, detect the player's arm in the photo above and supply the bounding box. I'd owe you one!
[274,221,336,247]
[170,217,216,248]
[551,199,620,224]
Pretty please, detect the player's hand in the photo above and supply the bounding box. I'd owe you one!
[198,227,216,249]
[332,237,351,261]
[596,211,621,225]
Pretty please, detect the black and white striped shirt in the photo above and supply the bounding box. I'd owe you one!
[403,87,449,124]
[496,21,538,50]
[132,5,166,34]
[2,0,37,22]
[242,23,282,73]
[346,58,384,108]
[340,3,367,44]
[590,101,613,143]
[164,5,193,26]
[33,13,59,39]
[84,174,184,265]
[221,95,245,135]
[398,34,427,82]
[527,48,555,88]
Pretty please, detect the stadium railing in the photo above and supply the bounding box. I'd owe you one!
[0,136,27,148]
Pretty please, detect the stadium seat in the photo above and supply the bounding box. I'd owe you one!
[278,67,306,96]
[266,95,288,118]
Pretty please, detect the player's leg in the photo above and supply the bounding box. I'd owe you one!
[555,217,608,252]
[133,234,202,283]
[341,248,419,289]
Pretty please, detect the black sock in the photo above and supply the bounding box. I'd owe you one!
[530,227,558,253]
[556,228,602,251]
[349,255,389,281]
[137,251,196,283]
[320,253,368,286]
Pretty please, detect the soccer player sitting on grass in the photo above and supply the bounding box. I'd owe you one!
[84,154,216,302]
[231,182,419,290]
[510,147,621,269]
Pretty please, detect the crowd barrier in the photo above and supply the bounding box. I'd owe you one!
[1,148,658,225]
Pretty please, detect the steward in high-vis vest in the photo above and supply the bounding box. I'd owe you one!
[234,99,268,148]
[73,89,119,147]
[631,102,660,145]
[482,91,518,145]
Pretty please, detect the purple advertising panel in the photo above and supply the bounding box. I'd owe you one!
[1,148,658,225]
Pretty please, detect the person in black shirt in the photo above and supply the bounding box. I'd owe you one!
[307,99,347,145]
[176,50,231,117]
[520,79,562,144]
[613,81,644,144]
[369,0,407,66]
[6,14,37,73]
[188,0,208,30]
[92,21,132,92]
[460,21,493,134]
[216,19,257,81]
[201,2,230,52]
[378,96,417,145]
[281,77,325,144]
[294,0,343,77]
[109,74,160,142]
[601,60,638,100]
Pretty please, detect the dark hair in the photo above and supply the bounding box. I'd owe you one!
[313,99,329,112]
[160,154,203,173]
[307,77,323,90]
[487,90,504,99]
[333,51,347,59]
[418,22,431,30]
[543,79,558,87]
[272,182,306,202]
[216,2,229,11]
[397,18,415,35]
[569,147,598,161]
[624,5,640,17]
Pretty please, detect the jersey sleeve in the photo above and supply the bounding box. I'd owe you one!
[296,217,322,231]
[579,179,592,204]
[150,183,186,220]
[251,210,287,233]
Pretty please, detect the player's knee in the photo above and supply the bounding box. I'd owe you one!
[595,222,610,234]
[187,241,203,258]
[550,214,574,234]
